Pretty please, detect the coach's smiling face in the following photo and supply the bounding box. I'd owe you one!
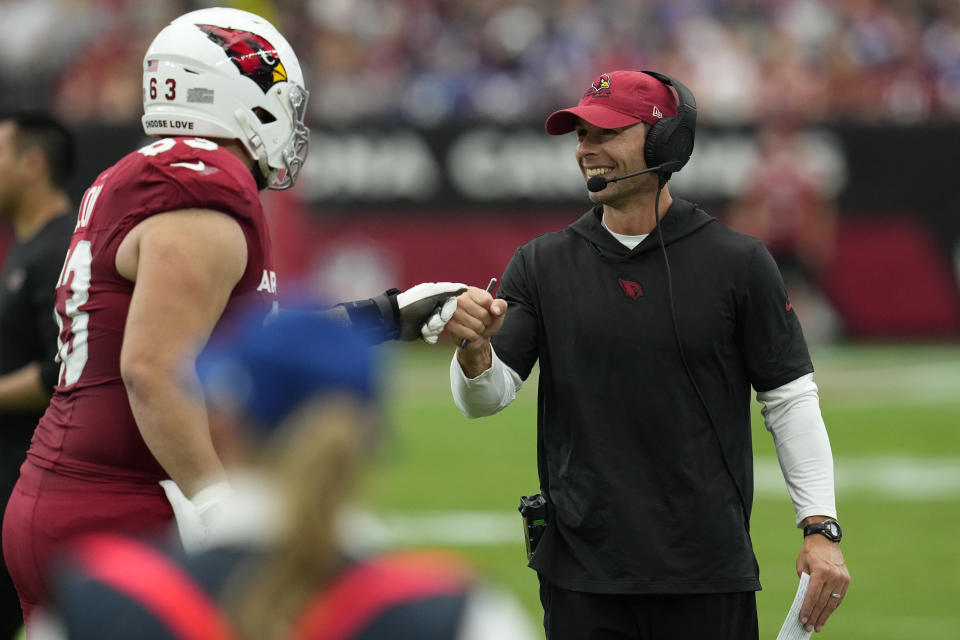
[574,119,654,204]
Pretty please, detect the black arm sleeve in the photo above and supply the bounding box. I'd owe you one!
[335,289,401,344]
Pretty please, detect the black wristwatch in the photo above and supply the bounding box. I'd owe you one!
[803,519,842,543]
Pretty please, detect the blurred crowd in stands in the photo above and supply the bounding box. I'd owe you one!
[2,0,959,126]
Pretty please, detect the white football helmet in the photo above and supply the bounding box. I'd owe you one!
[141,7,309,189]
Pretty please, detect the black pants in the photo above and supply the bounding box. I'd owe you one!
[539,577,759,640]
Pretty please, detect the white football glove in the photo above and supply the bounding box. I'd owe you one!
[397,282,466,342]
[420,296,459,344]
[159,479,232,554]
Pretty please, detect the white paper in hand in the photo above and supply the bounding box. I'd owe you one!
[776,572,813,640]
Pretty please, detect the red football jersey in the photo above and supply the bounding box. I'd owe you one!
[26,136,278,486]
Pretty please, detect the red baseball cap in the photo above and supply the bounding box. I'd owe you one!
[544,70,678,135]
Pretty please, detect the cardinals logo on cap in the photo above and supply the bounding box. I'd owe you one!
[584,73,612,98]
[198,23,288,93]
[591,74,610,91]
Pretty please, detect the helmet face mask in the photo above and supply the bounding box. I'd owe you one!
[141,8,309,189]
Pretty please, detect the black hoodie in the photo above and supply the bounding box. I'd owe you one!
[492,197,812,594]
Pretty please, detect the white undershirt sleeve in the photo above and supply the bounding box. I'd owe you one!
[756,372,837,526]
[449,348,524,418]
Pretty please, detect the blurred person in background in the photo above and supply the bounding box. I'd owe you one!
[42,307,536,640]
[1,6,464,627]
[725,118,842,343]
[0,112,75,639]
[445,70,850,638]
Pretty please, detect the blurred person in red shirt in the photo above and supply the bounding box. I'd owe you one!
[725,118,841,341]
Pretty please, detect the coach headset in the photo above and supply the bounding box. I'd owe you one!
[640,71,753,536]
[643,70,697,183]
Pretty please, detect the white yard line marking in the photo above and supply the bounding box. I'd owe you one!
[813,360,960,407]
[351,456,960,546]
[341,509,521,547]
[755,456,960,500]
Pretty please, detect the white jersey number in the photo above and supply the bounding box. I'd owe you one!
[55,240,93,386]
[56,137,221,387]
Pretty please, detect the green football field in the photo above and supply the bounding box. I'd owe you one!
[357,342,960,639]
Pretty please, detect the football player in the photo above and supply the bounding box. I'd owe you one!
[1,7,463,624]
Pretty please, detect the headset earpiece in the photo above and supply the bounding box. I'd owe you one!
[641,70,697,182]
[643,117,680,167]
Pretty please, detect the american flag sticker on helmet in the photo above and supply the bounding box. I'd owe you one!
[145,59,159,72]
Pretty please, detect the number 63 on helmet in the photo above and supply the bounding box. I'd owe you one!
[141,7,310,190]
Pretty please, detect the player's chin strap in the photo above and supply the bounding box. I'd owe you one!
[235,109,274,187]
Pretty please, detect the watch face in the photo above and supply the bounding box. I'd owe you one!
[806,520,842,541]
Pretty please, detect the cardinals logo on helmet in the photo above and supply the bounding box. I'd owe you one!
[197,23,288,93]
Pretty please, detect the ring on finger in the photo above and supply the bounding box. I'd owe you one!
[829,593,842,599]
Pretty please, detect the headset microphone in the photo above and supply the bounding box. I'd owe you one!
[586,160,683,192]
